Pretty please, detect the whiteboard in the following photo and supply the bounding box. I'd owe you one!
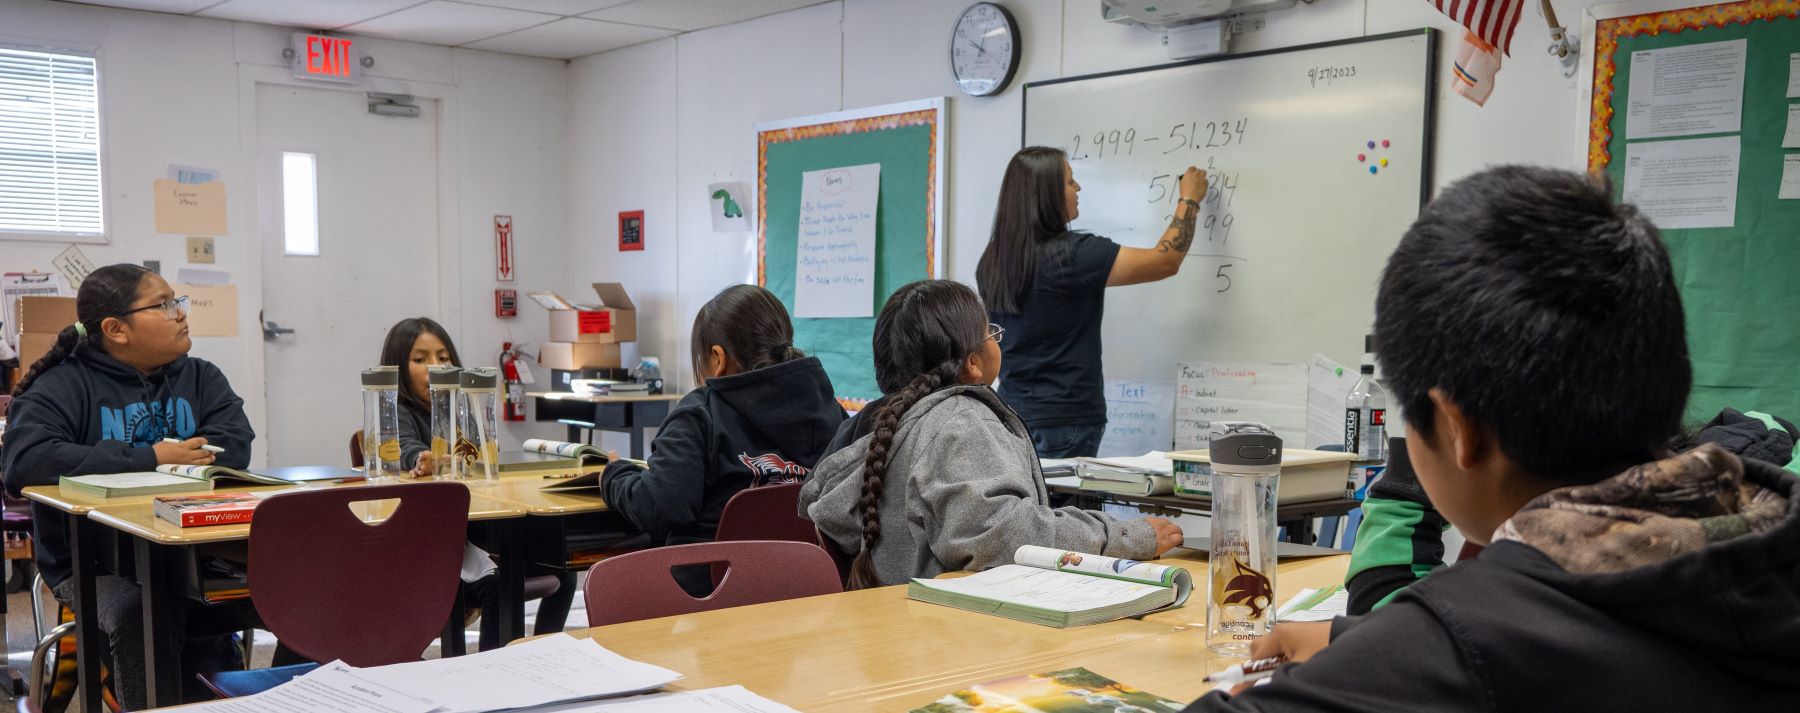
[1022,30,1437,380]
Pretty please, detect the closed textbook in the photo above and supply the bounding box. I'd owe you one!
[907,545,1193,628]
[154,493,261,527]
[1076,453,1175,496]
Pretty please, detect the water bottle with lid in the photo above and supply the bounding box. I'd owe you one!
[1206,424,1282,656]
[360,366,402,481]
[428,366,462,479]
[1344,335,1388,462]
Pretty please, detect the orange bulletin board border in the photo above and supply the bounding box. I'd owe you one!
[755,104,943,286]
[1587,0,1800,173]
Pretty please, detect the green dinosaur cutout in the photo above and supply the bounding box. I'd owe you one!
[711,189,743,219]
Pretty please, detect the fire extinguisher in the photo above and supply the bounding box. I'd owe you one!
[499,341,531,422]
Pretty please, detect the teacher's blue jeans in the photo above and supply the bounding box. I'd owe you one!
[1030,422,1106,459]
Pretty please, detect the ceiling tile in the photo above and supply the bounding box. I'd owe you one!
[58,0,224,13]
[195,0,425,30]
[462,17,673,59]
[344,2,554,46]
[454,0,635,16]
[583,0,825,32]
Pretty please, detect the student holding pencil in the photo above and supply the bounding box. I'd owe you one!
[976,147,1207,458]
[1,263,259,707]
[1182,167,1800,711]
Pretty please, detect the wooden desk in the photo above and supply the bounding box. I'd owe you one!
[471,473,609,516]
[529,392,682,458]
[77,485,526,709]
[1048,483,1359,546]
[557,552,1350,711]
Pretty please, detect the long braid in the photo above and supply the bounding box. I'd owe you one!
[11,324,85,397]
[846,357,963,590]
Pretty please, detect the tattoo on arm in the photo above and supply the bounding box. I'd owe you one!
[1156,206,1199,254]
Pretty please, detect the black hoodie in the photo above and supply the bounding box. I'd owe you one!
[1184,445,1800,712]
[2,348,254,589]
[600,357,842,546]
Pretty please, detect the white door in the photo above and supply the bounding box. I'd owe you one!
[257,84,439,467]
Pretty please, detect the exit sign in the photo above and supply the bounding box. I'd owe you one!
[291,33,360,83]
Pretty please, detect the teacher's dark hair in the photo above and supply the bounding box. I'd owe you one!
[977,146,1073,315]
[846,279,989,589]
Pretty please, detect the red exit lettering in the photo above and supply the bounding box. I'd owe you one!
[304,36,353,78]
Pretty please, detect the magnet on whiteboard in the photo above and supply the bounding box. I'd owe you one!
[1369,166,1378,174]
[1382,139,1390,148]
[1367,140,1376,149]
[1357,154,1365,162]
[1380,159,1388,167]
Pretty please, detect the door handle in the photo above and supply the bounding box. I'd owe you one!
[259,310,296,342]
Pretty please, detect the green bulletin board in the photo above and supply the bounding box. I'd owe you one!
[757,99,945,406]
[1590,1,1800,423]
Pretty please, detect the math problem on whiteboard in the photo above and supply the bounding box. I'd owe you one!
[1068,118,1249,160]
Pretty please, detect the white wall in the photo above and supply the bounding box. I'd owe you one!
[566,0,1611,390]
[0,0,567,465]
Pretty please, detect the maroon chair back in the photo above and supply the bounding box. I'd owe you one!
[349,430,365,469]
[584,540,841,627]
[249,482,468,667]
[714,483,821,545]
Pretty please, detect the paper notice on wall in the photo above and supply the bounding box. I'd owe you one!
[1174,361,1306,450]
[793,164,879,318]
[1622,136,1740,229]
[51,245,96,290]
[2,272,70,349]
[1306,354,1358,450]
[1098,380,1175,457]
[167,164,220,185]
[1784,105,1800,148]
[180,283,238,337]
[1789,53,1800,98]
[153,179,227,235]
[708,181,751,232]
[1626,39,1746,139]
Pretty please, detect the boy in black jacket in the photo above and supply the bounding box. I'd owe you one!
[1184,167,1800,712]
[600,286,843,586]
[3,264,258,708]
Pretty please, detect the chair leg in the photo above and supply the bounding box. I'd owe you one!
[30,571,46,642]
[240,630,256,670]
[30,621,75,706]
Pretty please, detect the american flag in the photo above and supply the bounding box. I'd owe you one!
[1430,0,1526,56]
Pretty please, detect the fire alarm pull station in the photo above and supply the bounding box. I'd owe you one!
[496,289,518,318]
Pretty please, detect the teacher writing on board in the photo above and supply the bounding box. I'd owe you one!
[977,146,1206,458]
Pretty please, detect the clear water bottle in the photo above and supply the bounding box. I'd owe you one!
[459,367,502,482]
[1207,424,1282,656]
[1344,336,1388,462]
[360,366,402,481]
[428,366,462,479]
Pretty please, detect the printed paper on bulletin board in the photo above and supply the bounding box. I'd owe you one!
[1590,2,1800,423]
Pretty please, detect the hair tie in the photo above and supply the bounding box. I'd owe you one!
[72,322,86,338]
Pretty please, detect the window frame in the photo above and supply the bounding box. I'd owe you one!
[0,39,109,244]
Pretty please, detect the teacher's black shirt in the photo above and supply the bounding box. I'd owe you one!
[991,230,1119,428]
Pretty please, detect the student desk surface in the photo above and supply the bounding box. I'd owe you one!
[27,480,536,709]
[464,470,610,515]
[555,550,1350,712]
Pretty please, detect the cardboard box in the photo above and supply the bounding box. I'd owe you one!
[537,342,623,370]
[529,283,637,344]
[1167,448,1356,504]
[15,296,77,367]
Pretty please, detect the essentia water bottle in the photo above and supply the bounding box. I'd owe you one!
[1344,335,1388,463]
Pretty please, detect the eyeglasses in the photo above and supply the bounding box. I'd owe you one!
[987,323,1005,344]
[123,295,190,321]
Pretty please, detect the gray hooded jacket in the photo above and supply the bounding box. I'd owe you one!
[799,385,1157,586]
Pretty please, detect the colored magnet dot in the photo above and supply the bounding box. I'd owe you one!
[1369,166,1378,174]
[1380,158,1388,167]
[1367,140,1376,149]
[1382,139,1391,148]
[1357,153,1366,162]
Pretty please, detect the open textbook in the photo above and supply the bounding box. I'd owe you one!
[911,667,1185,713]
[59,464,288,497]
[523,439,648,490]
[908,545,1194,628]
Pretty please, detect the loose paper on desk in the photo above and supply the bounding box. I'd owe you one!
[1099,380,1175,456]
[354,633,681,713]
[793,163,879,318]
[526,686,801,713]
[181,283,238,337]
[153,178,227,235]
[1276,585,1348,623]
[1306,354,1358,449]
[182,661,438,713]
[1622,136,1740,230]
[1626,39,1746,140]
[1174,361,1305,450]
